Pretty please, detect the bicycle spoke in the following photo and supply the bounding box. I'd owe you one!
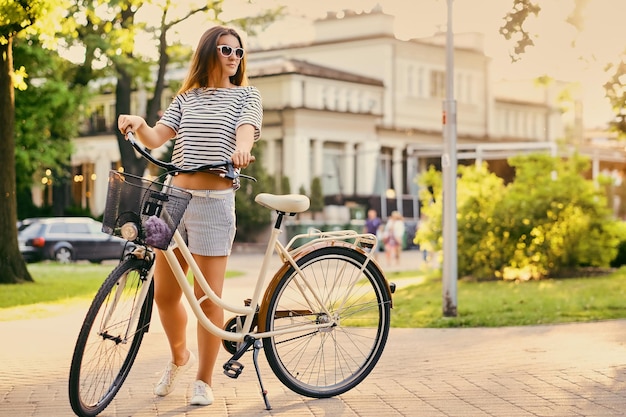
[69,258,153,417]
[263,247,391,398]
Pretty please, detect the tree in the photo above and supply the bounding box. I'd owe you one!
[0,0,67,283]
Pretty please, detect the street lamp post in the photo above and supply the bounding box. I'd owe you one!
[442,0,458,317]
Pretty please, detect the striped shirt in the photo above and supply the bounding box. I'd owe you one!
[157,86,263,184]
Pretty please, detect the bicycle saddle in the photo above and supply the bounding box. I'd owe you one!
[254,193,310,213]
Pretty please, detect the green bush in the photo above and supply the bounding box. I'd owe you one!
[234,143,272,241]
[309,177,324,213]
[415,153,623,280]
[610,224,626,267]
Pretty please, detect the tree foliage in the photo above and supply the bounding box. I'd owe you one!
[234,141,273,241]
[0,0,69,284]
[498,0,541,62]
[415,154,623,280]
[13,39,85,208]
[603,59,626,137]
[500,0,626,137]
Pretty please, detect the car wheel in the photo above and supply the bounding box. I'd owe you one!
[55,247,73,263]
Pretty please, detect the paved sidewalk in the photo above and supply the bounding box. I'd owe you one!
[2,250,626,416]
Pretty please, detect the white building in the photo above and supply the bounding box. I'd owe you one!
[55,7,597,221]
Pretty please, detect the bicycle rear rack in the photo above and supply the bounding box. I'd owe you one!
[282,229,378,261]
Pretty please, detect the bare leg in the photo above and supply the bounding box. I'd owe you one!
[193,254,228,386]
[153,249,191,366]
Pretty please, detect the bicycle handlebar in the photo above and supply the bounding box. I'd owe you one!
[125,132,256,182]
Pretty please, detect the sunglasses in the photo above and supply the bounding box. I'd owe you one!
[217,45,244,59]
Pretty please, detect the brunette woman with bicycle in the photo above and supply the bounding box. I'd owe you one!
[117,25,262,407]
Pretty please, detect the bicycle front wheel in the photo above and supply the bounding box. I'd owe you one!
[261,246,392,398]
[69,257,154,417]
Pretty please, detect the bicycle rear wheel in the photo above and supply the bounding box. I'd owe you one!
[261,246,392,398]
[69,257,154,417]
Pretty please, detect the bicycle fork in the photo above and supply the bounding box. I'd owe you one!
[223,336,272,410]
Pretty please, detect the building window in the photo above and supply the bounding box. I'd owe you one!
[374,149,393,195]
[417,67,424,98]
[72,163,96,212]
[322,143,343,197]
[503,110,509,135]
[322,87,330,109]
[89,105,107,134]
[534,114,542,139]
[521,113,528,138]
[511,111,518,136]
[429,70,445,98]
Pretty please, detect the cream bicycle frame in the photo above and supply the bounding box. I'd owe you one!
[114,167,380,347]
[70,132,391,417]
[159,224,378,343]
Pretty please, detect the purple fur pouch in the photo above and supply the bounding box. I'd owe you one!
[144,215,172,249]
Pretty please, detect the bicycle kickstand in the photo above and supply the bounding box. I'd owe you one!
[223,336,272,410]
[252,339,272,410]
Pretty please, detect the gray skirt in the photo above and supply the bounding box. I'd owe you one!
[175,188,236,256]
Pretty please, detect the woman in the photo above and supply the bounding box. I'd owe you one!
[383,211,405,266]
[117,26,262,407]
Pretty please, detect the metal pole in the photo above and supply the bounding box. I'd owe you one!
[442,0,458,317]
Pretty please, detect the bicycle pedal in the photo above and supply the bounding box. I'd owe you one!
[223,360,244,379]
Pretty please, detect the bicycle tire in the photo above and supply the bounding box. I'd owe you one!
[261,246,392,398]
[69,257,154,417]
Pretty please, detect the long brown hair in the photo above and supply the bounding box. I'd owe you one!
[177,26,248,94]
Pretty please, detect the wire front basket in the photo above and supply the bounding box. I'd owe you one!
[102,170,192,250]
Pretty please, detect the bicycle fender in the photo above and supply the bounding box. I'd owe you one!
[257,242,393,333]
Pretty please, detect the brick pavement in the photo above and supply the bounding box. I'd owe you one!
[2,250,626,416]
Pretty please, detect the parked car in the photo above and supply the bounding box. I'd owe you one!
[17,217,44,232]
[18,217,132,263]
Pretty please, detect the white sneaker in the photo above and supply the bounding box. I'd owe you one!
[190,380,214,406]
[154,351,196,397]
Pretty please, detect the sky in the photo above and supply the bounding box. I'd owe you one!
[157,0,626,129]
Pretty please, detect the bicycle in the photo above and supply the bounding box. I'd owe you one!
[68,132,396,417]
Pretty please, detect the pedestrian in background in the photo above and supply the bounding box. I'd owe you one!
[383,211,405,266]
[363,209,382,256]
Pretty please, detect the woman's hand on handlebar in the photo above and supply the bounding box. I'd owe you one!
[117,115,146,137]
[117,115,174,149]
[231,149,255,169]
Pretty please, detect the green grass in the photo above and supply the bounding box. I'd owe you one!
[0,262,244,321]
[3,263,626,328]
[387,268,626,328]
